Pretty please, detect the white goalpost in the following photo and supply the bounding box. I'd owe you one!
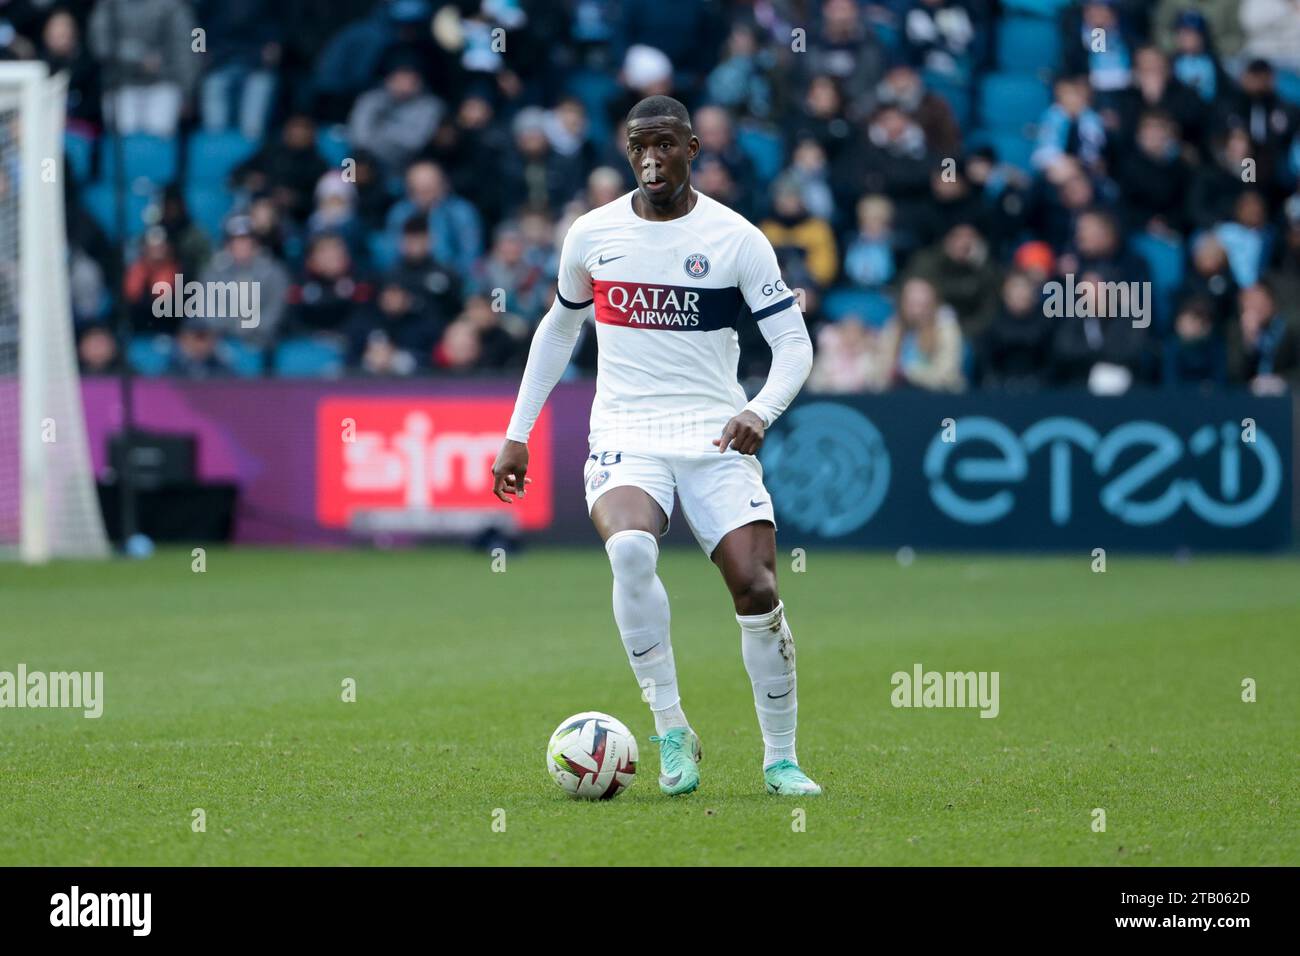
[0,61,109,562]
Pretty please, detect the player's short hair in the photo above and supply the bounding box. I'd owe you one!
[626,95,692,130]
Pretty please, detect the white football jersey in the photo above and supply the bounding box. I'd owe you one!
[558,190,797,454]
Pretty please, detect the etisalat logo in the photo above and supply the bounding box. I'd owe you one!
[0,664,103,718]
[50,886,151,936]
[152,276,260,328]
[1043,273,1152,329]
[891,663,999,718]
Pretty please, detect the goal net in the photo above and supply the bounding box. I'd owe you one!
[0,63,108,562]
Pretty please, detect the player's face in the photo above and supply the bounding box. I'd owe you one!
[626,118,699,208]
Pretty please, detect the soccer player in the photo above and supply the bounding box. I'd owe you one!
[492,96,820,797]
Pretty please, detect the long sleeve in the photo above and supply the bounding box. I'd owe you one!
[743,306,813,426]
[504,298,590,443]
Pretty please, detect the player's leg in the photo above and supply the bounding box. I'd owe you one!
[677,454,821,795]
[587,461,701,795]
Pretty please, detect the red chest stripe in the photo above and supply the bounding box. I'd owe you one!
[593,279,745,331]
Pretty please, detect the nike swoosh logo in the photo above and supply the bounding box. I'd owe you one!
[750,499,766,508]
[598,254,625,265]
[766,688,793,699]
[632,642,660,658]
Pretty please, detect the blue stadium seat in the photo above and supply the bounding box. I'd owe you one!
[967,128,1035,173]
[65,130,94,182]
[1130,232,1185,333]
[99,135,179,185]
[1276,70,1300,108]
[823,288,894,328]
[978,72,1051,132]
[127,335,172,376]
[315,126,351,168]
[184,184,236,241]
[1000,0,1071,15]
[187,131,257,185]
[218,337,265,377]
[274,338,344,378]
[82,182,154,240]
[997,17,1061,75]
[736,126,785,182]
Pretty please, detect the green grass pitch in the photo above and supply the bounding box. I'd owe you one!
[0,546,1296,866]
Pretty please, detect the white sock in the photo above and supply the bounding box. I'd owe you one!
[737,600,797,768]
[605,530,687,736]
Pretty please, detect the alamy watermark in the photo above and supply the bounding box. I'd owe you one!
[152,275,260,329]
[891,663,999,718]
[1043,273,1151,329]
[0,664,103,718]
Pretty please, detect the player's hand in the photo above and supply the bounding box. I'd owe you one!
[714,411,765,455]
[492,439,532,502]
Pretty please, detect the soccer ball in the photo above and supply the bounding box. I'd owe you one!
[546,711,638,799]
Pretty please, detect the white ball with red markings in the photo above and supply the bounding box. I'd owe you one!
[546,711,638,799]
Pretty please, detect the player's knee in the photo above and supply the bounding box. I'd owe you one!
[732,571,778,616]
[605,529,659,584]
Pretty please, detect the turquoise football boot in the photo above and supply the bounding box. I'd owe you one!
[648,727,702,795]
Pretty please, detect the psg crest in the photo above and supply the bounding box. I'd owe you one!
[683,253,710,279]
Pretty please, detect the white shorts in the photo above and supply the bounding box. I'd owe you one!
[583,448,777,556]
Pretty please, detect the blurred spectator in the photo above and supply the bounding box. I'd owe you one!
[167,317,235,377]
[871,62,960,158]
[306,172,367,265]
[1179,234,1239,327]
[197,0,280,141]
[803,0,886,120]
[232,113,328,224]
[808,318,885,393]
[390,214,463,324]
[843,195,898,290]
[786,139,836,222]
[1240,0,1300,74]
[70,247,110,327]
[980,270,1054,390]
[198,215,290,346]
[1229,282,1300,392]
[284,233,371,336]
[159,185,212,276]
[1115,47,1206,155]
[761,176,838,289]
[347,58,444,177]
[1033,76,1107,176]
[424,94,510,229]
[385,160,482,274]
[1217,60,1300,203]
[878,276,966,392]
[835,104,931,216]
[1265,195,1300,321]
[435,295,520,371]
[790,75,855,165]
[1154,0,1243,58]
[1051,272,1151,391]
[1163,299,1227,387]
[906,221,1001,340]
[1063,1,1137,97]
[705,21,774,119]
[343,277,440,375]
[1114,110,1192,234]
[1188,127,1254,228]
[1213,190,1272,288]
[1060,207,1150,288]
[470,223,547,318]
[1169,10,1230,105]
[500,107,584,215]
[40,9,101,134]
[88,0,200,137]
[124,226,182,335]
[77,324,122,374]
[903,0,976,84]
[694,106,759,217]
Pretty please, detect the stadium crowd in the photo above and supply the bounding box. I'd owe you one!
[4,0,1300,394]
